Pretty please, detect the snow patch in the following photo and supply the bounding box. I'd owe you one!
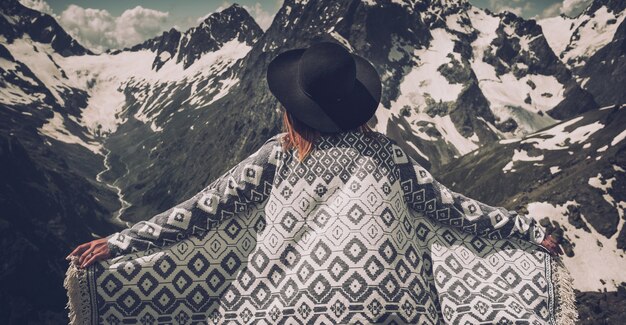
[401,28,463,102]
[588,173,614,192]
[467,10,563,135]
[445,13,472,34]
[5,38,71,106]
[329,30,354,52]
[479,73,565,120]
[538,15,574,56]
[158,51,171,61]
[406,140,430,161]
[502,148,544,173]
[381,28,480,156]
[561,7,626,67]
[520,117,603,150]
[498,138,520,144]
[611,129,626,146]
[38,111,103,155]
[54,38,251,135]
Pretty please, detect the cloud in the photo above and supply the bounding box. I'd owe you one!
[19,0,278,52]
[535,3,562,19]
[20,0,172,52]
[58,5,169,53]
[487,0,533,17]
[243,3,274,31]
[560,0,592,17]
[533,0,592,19]
[496,5,523,15]
[19,0,54,16]
[112,6,170,46]
[58,5,115,51]
[196,1,231,24]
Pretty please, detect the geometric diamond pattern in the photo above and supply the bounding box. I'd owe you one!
[82,130,561,324]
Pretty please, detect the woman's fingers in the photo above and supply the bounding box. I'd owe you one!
[548,242,563,256]
[556,239,563,255]
[81,251,102,268]
[542,235,563,256]
[92,246,108,258]
[67,242,89,259]
[541,237,561,256]
[79,245,96,265]
[68,238,112,267]
[548,237,564,256]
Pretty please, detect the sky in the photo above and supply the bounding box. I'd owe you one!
[18,0,593,53]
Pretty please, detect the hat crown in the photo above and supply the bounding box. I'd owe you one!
[297,42,356,103]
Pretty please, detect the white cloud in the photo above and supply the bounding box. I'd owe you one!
[487,0,533,17]
[196,1,231,24]
[19,0,173,52]
[19,0,54,16]
[58,5,169,53]
[497,5,523,15]
[243,3,274,31]
[535,2,562,19]
[113,6,169,46]
[19,0,278,52]
[560,0,592,17]
[58,5,115,51]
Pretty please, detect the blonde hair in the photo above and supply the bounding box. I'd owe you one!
[280,108,373,162]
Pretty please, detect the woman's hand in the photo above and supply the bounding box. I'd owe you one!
[66,237,111,268]
[540,234,564,256]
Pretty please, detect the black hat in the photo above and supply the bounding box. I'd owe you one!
[266,41,382,133]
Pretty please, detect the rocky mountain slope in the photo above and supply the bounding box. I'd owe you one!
[439,104,625,290]
[538,0,626,107]
[0,0,624,323]
[438,103,626,323]
[0,0,264,322]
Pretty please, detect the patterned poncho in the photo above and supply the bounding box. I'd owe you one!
[64,130,577,324]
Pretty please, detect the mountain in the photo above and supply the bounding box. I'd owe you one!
[0,0,91,57]
[438,103,626,323]
[123,4,263,71]
[191,0,600,173]
[539,0,626,106]
[539,0,625,70]
[0,0,624,323]
[0,0,263,322]
[439,104,625,289]
[572,11,626,107]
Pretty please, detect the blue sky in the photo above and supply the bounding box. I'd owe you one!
[19,0,592,52]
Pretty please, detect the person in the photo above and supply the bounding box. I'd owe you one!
[66,41,565,324]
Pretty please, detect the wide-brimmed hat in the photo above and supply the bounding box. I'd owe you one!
[266,41,382,133]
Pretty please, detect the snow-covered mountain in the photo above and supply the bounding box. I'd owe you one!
[439,103,626,323]
[0,0,265,322]
[539,0,625,70]
[539,0,626,106]
[439,104,626,291]
[0,0,624,322]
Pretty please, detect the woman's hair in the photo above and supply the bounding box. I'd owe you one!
[280,108,374,162]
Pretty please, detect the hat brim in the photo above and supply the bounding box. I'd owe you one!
[266,48,382,133]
